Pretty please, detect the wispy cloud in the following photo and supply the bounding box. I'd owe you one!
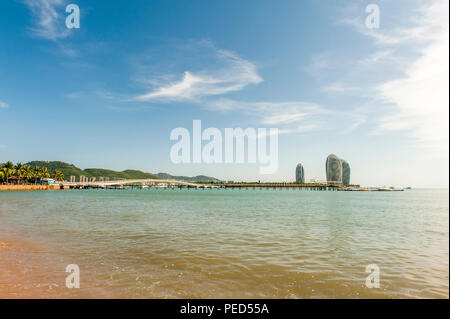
[130,40,365,135]
[24,0,70,41]
[104,105,155,112]
[343,1,447,46]
[363,1,448,153]
[332,0,449,153]
[134,48,262,102]
[342,17,403,45]
[376,33,449,152]
[0,101,9,108]
[206,98,365,134]
[322,82,361,94]
[357,50,394,66]
[207,99,323,127]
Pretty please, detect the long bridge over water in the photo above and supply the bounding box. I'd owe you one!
[63,179,349,190]
[63,178,212,189]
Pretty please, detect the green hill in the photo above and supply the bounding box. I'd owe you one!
[83,168,159,180]
[26,161,159,180]
[156,172,221,183]
[25,161,221,182]
[26,161,86,177]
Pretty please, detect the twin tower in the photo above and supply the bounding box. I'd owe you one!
[296,154,351,185]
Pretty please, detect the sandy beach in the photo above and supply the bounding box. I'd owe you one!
[1,189,448,299]
[0,228,100,299]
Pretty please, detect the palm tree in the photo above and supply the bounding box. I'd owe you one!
[15,162,24,182]
[0,163,4,183]
[41,167,50,179]
[3,161,14,184]
[23,165,33,184]
[53,169,64,181]
[33,166,41,184]
[15,162,23,169]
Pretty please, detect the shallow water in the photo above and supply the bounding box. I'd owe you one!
[0,188,448,298]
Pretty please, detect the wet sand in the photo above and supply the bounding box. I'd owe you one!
[1,234,62,298]
[1,189,448,299]
[0,230,101,298]
[0,185,63,191]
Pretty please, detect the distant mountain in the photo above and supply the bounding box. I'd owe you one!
[26,161,160,180]
[25,161,221,182]
[156,173,221,183]
[83,168,159,180]
[26,161,86,178]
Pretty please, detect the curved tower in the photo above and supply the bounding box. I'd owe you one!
[295,163,305,183]
[326,154,343,184]
[341,160,351,185]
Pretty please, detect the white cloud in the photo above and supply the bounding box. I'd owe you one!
[374,0,449,153]
[342,0,449,153]
[131,41,365,135]
[24,0,70,41]
[342,0,449,46]
[0,101,9,108]
[377,38,449,151]
[342,17,403,45]
[357,50,394,66]
[322,82,361,93]
[207,98,323,126]
[134,49,262,102]
[206,98,364,134]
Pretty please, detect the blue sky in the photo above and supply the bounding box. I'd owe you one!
[0,0,448,187]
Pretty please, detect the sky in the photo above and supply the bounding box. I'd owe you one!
[0,0,448,187]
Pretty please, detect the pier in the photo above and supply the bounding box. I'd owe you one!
[62,179,359,191]
[220,182,342,190]
[63,178,216,189]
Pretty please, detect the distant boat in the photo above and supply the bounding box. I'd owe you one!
[342,187,370,191]
[377,187,404,191]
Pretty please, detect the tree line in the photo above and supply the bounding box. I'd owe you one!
[0,161,64,184]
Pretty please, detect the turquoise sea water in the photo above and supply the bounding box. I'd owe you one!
[0,188,448,298]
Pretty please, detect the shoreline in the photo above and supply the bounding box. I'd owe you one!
[0,230,60,298]
[0,184,66,191]
[0,226,107,299]
[1,183,402,192]
[1,189,448,298]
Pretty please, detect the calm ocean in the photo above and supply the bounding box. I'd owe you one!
[0,188,448,298]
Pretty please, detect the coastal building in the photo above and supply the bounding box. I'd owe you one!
[341,160,351,185]
[41,178,55,185]
[70,176,76,183]
[325,154,351,185]
[295,163,305,183]
[326,154,343,184]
